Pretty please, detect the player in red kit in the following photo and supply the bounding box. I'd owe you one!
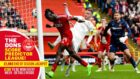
[45,9,93,78]
[95,19,111,72]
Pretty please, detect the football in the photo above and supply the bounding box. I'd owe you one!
[32,8,37,18]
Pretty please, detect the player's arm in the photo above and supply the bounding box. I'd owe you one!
[46,24,54,28]
[123,21,132,37]
[63,3,85,22]
[63,3,71,17]
[94,30,100,47]
[119,21,132,43]
[86,35,93,45]
[69,16,85,22]
[103,23,111,36]
[102,23,111,44]
[60,14,85,22]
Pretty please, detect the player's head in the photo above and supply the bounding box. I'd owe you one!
[90,17,96,26]
[101,18,106,22]
[45,9,57,22]
[84,9,93,20]
[101,18,106,26]
[113,12,121,21]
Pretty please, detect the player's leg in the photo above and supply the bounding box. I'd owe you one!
[71,58,76,72]
[108,44,117,72]
[101,50,107,71]
[60,55,65,72]
[124,54,129,63]
[67,57,76,72]
[96,44,108,72]
[63,51,72,77]
[51,46,65,72]
[103,51,111,70]
[70,38,81,72]
[60,58,65,71]
[48,35,61,49]
[65,57,75,77]
[108,52,116,72]
[96,51,103,72]
[103,45,110,71]
[46,44,65,78]
[61,50,70,71]
[118,42,140,73]
[66,46,93,76]
[103,55,109,70]
[65,38,80,76]
[123,48,140,73]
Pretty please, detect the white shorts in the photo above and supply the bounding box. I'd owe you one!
[63,28,83,56]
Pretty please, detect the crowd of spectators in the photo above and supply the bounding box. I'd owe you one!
[82,0,140,44]
[0,0,140,43]
[0,0,28,30]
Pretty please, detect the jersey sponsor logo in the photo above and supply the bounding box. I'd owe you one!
[112,27,122,30]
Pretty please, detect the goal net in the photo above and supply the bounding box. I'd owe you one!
[11,0,37,30]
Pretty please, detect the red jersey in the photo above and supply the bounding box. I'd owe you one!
[98,26,111,52]
[98,27,110,45]
[54,16,73,46]
[54,16,72,40]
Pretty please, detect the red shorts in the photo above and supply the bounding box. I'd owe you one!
[99,34,110,52]
[99,43,109,52]
[90,36,101,51]
[60,37,72,47]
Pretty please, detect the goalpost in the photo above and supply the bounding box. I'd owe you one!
[36,0,45,79]
[10,0,45,79]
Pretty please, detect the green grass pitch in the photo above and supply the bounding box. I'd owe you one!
[45,64,140,79]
